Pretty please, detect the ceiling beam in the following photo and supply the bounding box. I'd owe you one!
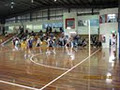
[20,1,37,7]
[34,0,47,5]
[1,0,118,18]
[4,1,118,19]
[37,0,54,5]
[73,0,80,4]
[67,0,74,4]
[60,0,70,5]
[79,0,87,7]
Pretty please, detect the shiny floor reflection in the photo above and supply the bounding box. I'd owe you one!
[47,48,120,90]
[0,44,120,90]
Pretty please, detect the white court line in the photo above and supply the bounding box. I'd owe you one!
[30,53,69,71]
[0,80,38,90]
[1,34,19,46]
[40,49,100,90]
[0,49,100,90]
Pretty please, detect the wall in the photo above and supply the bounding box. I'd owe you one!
[99,8,118,48]
[100,8,118,15]
[5,8,100,34]
[5,14,99,35]
[5,19,63,33]
[77,15,99,35]
[63,12,78,35]
[100,23,118,48]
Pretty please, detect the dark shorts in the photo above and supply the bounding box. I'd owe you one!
[29,45,32,48]
[49,44,53,47]
[36,44,40,47]
[66,43,70,47]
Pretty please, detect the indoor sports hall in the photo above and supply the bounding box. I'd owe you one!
[0,0,120,90]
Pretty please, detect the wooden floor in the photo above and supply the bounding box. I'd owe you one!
[0,43,120,90]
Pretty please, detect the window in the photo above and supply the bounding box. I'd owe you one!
[9,26,14,33]
[43,22,63,29]
[78,20,88,27]
[33,25,42,30]
[107,14,118,23]
[90,19,99,26]
[26,25,33,30]
[52,22,63,28]
[100,14,118,24]
[43,23,51,29]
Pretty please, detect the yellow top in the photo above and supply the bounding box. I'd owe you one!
[21,41,27,49]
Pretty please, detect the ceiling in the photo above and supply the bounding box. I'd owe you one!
[0,0,118,19]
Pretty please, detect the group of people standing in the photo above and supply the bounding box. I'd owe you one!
[12,36,42,51]
[12,30,92,57]
[12,33,82,53]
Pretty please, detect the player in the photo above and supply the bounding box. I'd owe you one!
[46,37,56,55]
[36,38,42,53]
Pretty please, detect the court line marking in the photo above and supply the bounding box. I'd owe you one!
[40,49,100,90]
[30,53,69,71]
[1,34,18,46]
[0,49,100,90]
[0,80,38,90]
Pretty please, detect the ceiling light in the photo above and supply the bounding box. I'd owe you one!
[54,0,57,2]
[10,0,15,9]
[11,1,15,5]
[31,0,34,3]
[11,5,14,9]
